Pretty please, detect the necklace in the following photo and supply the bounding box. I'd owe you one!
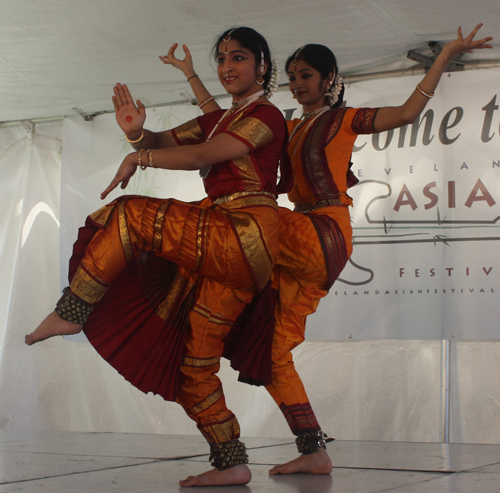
[300,105,330,121]
[232,90,265,109]
[199,90,266,178]
[289,106,330,156]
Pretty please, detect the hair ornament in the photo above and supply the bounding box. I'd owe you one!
[265,58,280,98]
[325,74,343,106]
[223,28,237,43]
[292,45,306,66]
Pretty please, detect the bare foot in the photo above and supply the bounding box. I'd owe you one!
[25,311,83,346]
[179,464,251,487]
[269,448,332,475]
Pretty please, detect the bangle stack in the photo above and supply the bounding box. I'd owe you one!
[126,129,147,146]
[147,149,156,168]
[416,83,434,99]
[138,149,147,170]
[187,74,199,82]
[138,149,157,170]
[199,96,215,109]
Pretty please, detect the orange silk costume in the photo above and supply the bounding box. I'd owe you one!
[67,102,290,446]
[265,106,379,436]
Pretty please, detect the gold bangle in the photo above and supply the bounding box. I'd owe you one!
[187,74,199,82]
[138,149,147,170]
[416,83,434,99]
[198,96,215,109]
[147,149,155,168]
[126,129,146,145]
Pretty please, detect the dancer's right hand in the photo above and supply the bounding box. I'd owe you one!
[112,83,146,137]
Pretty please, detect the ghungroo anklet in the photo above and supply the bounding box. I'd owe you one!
[209,440,249,470]
[55,287,93,325]
[296,430,331,455]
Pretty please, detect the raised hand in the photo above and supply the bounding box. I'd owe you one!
[442,23,493,59]
[112,83,146,137]
[101,152,138,200]
[159,43,196,78]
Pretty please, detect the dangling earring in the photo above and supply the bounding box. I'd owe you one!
[257,46,265,85]
[323,79,334,96]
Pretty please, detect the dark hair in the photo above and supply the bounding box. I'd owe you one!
[213,27,273,91]
[286,44,345,108]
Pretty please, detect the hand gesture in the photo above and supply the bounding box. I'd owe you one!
[443,23,493,59]
[159,43,195,78]
[112,83,146,136]
[101,152,138,200]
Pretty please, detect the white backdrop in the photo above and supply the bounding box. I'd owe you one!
[2,70,500,444]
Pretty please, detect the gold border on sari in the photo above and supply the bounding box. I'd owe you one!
[228,117,273,149]
[172,119,205,145]
[228,212,273,291]
[188,386,224,416]
[70,264,110,304]
[152,201,170,253]
[192,302,235,326]
[118,200,135,263]
[182,356,220,367]
[88,203,116,228]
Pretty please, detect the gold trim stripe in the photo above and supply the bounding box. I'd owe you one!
[229,212,273,291]
[156,272,191,322]
[118,200,135,263]
[192,303,235,326]
[153,201,170,253]
[172,118,205,145]
[228,117,273,150]
[231,153,261,190]
[88,203,115,228]
[182,356,220,367]
[188,386,224,416]
[213,191,277,207]
[199,415,241,444]
[70,264,110,304]
[195,208,210,272]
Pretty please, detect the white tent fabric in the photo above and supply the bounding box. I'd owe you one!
[2,0,500,123]
[2,68,500,444]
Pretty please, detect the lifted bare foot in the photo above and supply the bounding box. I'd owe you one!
[25,311,83,346]
[179,464,251,487]
[269,447,332,475]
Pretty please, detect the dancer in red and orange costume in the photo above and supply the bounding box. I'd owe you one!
[26,27,292,487]
[165,24,492,476]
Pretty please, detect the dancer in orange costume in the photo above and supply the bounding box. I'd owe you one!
[26,27,292,487]
[165,24,492,476]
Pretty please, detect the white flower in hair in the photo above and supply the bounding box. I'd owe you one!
[265,59,280,98]
[327,75,343,106]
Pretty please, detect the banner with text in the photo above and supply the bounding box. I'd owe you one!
[62,69,500,340]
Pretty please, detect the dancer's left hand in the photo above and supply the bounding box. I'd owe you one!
[159,43,195,78]
[101,153,138,200]
[442,23,493,59]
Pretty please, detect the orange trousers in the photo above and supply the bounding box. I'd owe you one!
[265,206,353,435]
[72,195,278,445]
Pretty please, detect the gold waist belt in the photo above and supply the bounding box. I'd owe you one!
[294,198,346,214]
[213,191,278,210]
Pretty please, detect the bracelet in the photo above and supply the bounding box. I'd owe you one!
[187,74,199,82]
[199,96,215,109]
[147,149,156,168]
[416,83,434,99]
[138,149,147,170]
[126,129,146,145]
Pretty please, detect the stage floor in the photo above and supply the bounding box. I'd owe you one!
[1,431,500,492]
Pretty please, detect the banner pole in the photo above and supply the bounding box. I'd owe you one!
[440,339,451,443]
